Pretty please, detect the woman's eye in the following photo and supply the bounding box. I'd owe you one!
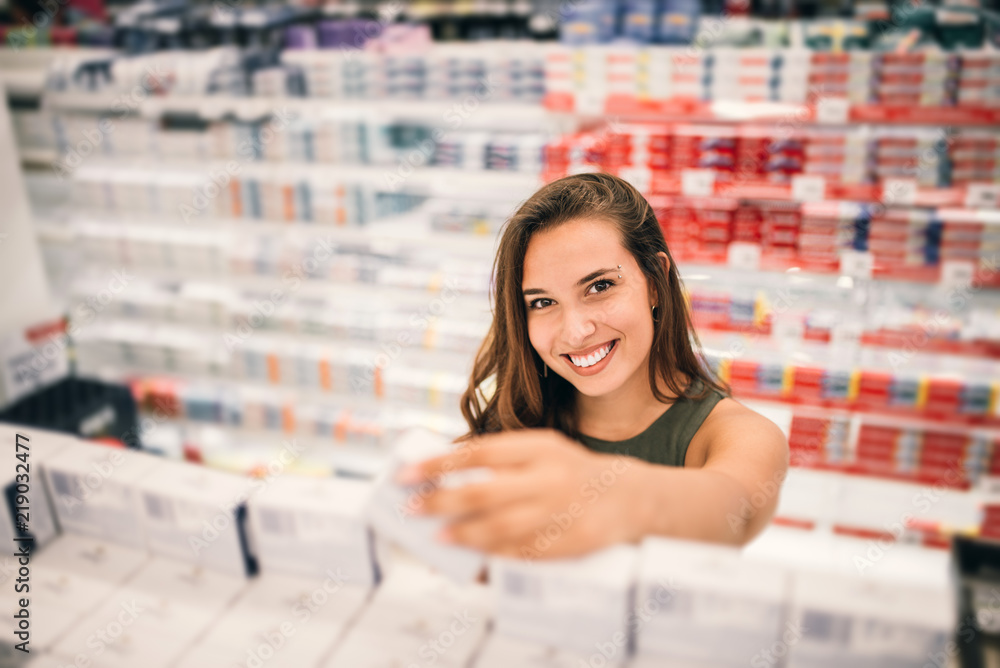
[529,298,553,310]
[588,279,615,295]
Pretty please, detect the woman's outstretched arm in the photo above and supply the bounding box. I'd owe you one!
[401,405,788,558]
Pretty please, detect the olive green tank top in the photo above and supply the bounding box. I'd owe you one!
[577,379,725,467]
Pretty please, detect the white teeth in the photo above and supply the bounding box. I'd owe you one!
[569,342,613,368]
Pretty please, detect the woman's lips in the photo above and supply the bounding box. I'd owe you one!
[561,339,618,376]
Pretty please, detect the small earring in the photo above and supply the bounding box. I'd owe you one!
[651,305,659,322]
[543,363,548,378]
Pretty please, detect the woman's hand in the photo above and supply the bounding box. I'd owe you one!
[397,429,650,559]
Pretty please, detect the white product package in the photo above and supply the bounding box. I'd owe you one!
[42,439,162,549]
[52,557,248,668]
[0,424,78,550]
[188,572,371,668]
[323,558,491,668]
[489,544,637,660]
[366,428,487,583]
[248,473,378,587]
[134,458,258,577]
[633,536,789,667]
[785,568,953,668]
[474,632,610,668]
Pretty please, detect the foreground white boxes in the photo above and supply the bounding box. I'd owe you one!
[52,557,248,668]
[42,439,161,549]
[135,458,257,577]
[633,537,788,668]
[0,424,78,549]
[179,570,371,668]
[490,545,636,660]
[323,559,491,668]
[248,473,377,587]
[785,568,953,668]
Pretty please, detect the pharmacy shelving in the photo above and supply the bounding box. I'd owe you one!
[548,92,1000,126]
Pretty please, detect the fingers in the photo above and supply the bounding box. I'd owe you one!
[419,470,546,517]
[441,502,551,553]
[396,430,549,484]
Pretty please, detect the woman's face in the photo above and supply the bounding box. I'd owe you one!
[522,217,657,399]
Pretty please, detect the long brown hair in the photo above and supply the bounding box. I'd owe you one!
[459,172,728,439]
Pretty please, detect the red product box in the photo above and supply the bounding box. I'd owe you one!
[855,370,894,409]
[728,359,761,395]
[790,366,827,403]
[732,203,763,244]
[858,423,903,446]
[923,378,964,415]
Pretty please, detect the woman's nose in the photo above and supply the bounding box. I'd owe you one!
[561,306,597,347]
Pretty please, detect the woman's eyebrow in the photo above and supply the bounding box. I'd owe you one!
[522,268,617,297]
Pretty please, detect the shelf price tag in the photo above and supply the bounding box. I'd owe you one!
[574,90,605,116]
[965,184,1000,209]
[726,242,762,271]
[771,314,804,342]
[882,179,918,207]
[830,320,864,350]
[840,250,873,280]
[940,260,975,290]
[681,169,715,197]
[791,175,826,203]
[815,97,850,125]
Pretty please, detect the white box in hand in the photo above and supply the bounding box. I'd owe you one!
[489,544,637,659]
[367,428,486,584]
[248,473,377,587]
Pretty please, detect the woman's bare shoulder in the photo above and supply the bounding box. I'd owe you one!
[685,397,788,468]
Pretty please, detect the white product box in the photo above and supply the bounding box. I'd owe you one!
[633,536,788,667]
[774,467,842,526]
[489,544,637,657]
[785,568,953,668]
[742,524,839,575]
[198,608,344,668]
[367,428,486,584]
[248,472,377,587]
[54,622,186,668]
[33,534,148,588]
[475,633,609,668]
[0,601,82,653]
[43,440,161,549]
[323,558,490,668]
[134,458,257,577]
[54,557,248,660]
[0,424,78,550]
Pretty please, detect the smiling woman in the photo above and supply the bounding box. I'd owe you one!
[400,172,789,559]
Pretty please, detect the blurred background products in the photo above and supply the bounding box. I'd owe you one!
[2,0,1000,666]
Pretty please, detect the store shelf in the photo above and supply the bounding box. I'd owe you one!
[634,177,1000,212]
[545,94,1000,127]
[44,91,566,126]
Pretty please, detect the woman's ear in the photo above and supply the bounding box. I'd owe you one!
[656,251,671,276]
[649,251,671,308]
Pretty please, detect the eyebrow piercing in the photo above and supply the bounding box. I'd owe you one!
[618,264,621,278]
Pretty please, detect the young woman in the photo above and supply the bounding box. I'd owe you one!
[398,173,788,559]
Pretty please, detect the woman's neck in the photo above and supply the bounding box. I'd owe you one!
[575,369,690,441]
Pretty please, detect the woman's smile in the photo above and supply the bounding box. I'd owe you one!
[562,339,619,374]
